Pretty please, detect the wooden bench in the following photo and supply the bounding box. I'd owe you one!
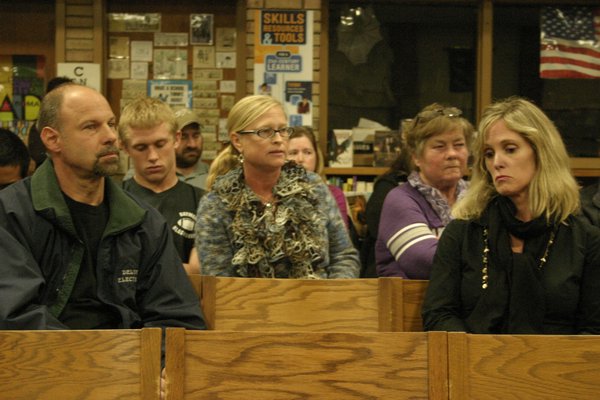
[199,276,428,332]
[0,328,161,400]
[165,328,448,399]
[393,279,429,332]
[448,332,600,399]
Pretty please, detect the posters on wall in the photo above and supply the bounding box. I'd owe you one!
[154,32,188,47]
[216,27,236,51]
[254,10,313,127]
[0,55,45,139]
[106,12,239,160]
[190,14,214,45]
[108,13,161,33]
[131,41,153,62]
[147,80,192,109]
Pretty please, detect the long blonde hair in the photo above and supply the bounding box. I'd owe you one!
[453,97,580,223]
[206,95,284,190]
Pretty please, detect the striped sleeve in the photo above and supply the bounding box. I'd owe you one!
[375,184,442,279]
[387,223,437,261]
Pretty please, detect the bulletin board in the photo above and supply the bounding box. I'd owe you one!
[104,3,238,161]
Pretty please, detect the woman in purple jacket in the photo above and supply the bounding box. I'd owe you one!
[375,104,474,278]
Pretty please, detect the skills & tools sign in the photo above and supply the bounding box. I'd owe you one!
[254,10,313,127]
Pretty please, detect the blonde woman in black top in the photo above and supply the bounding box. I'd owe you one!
[423,97,600,334]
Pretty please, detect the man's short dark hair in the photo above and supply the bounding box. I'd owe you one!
[0,128,30,178]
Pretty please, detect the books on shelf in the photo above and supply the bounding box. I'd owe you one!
[373,130,402,167]
[328,129,353,167]
[352,127,375,166]
[327,176,374,194]
[329,118,392,168]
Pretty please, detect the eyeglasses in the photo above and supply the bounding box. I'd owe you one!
[236,127,294,139]
[415,107,462,125]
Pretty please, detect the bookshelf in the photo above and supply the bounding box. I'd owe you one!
[325,158,600,179]
[323,167,388,176]
[323,167,387,194]
[570,157,600,178]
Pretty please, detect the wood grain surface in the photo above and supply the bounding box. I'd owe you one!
[394,279,429,332]
[199,276,428,332]
[448,333,600,399]
[166,329,448,400]
[202,277,381,331]
[0,329,161,400]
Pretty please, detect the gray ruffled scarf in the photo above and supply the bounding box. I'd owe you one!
[212,162,328,278]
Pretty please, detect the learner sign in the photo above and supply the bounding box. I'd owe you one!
[265,52,302,73]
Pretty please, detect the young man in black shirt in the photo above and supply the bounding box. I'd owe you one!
[119,97,204,274]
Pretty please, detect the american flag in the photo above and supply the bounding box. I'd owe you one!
[540,6,600,79]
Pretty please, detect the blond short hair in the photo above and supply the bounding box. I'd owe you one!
[118,97,177,146]
[206,95,285,190]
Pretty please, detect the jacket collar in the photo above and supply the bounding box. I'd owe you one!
[31,159,146,237]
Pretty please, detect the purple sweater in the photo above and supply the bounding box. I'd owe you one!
[375,183,444,279]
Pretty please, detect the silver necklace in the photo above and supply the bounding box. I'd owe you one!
[481,228,555,289]
[255,192,276,207]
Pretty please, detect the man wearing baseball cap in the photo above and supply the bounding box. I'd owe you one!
[173,108,209,190]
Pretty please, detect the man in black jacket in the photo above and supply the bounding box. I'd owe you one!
[0,83,205,332]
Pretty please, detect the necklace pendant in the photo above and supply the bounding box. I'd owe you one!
[481,227,556,289]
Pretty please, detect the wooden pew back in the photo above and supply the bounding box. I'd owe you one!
[165,329,448,400]
[201,276,383,331]
[0,329,161,400]
[448,332,600,399]
[200,276,428,332]
[392,279,429,332]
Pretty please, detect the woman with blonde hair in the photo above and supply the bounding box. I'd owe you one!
[196,95,359,278]
[423,97,600,334]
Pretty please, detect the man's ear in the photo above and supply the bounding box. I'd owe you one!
[40,127,60,153]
